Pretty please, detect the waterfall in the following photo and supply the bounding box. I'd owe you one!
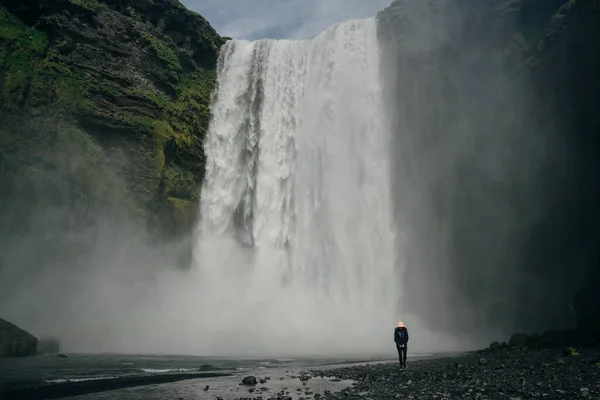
[192,18,402,357]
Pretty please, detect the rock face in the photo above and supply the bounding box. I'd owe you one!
[377,0,600,335]
[0,0,225,241]
[0,318,38,357]
[574,245,600,331]
[0,0,226,277]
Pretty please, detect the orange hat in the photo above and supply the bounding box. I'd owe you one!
[397,321,405,328]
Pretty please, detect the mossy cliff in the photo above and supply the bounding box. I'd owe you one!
[378,0,600,334]
[0,0,226,242]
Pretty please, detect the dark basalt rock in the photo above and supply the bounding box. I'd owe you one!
[241,376,257,385]
[377,0,600,336]
[312,346,600,400]
[489,341,500,350]
[0,318,37,357]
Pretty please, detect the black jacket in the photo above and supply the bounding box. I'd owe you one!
[394,327,409,346]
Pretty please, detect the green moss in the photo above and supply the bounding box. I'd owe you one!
[163,196,197,235]
[167,196,195,218]
[163,163,198,200]
[563,347,580,357]
[0,0,224,236]
[166,69,216,139]
[139,31,181,76]
[0,6,49,110]
[0,7,47,50]
[151,120,173,175]
[0,114,136,215]
[126,86,170,109]
[67,0,104,11]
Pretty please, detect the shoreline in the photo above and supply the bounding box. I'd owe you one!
[311,345,600,400]
[0,372,230,400]
[2,340,598,399]
[0,353,462,400]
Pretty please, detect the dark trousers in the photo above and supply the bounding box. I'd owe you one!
[396,344,407,366]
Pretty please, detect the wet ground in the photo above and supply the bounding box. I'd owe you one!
[313,345,600,400]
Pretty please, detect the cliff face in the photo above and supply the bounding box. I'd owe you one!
[0,0,225,244]
[0,318,37,357]
[378,0,600,335]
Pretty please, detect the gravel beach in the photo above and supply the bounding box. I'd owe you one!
[312,346,600,400]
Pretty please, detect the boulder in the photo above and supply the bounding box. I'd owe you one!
[563,347,580,357]
[489,341,501,350]
[0,318,38,357]
[241,376,257,385]
[37,337,61,354]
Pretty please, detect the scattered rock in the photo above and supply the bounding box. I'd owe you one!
[489,341,500,350]
[203,384,209,391]
[563,347,580,357]
[299,373,311,381]
[241,376,257,385]
[56,353,69,359]
[310,346,600,400]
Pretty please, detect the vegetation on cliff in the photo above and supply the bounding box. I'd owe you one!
[0,0,226,240]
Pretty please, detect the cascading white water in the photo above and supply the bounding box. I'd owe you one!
[192,17,403,357]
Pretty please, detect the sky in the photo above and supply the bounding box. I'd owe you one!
[181,0,393,40]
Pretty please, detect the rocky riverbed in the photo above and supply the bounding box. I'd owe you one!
[311,346,600,400]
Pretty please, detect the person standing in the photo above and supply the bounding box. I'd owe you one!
[394,321,409,369]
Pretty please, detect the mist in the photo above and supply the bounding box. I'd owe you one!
[378,0,585,342]
[0,0,587,358]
